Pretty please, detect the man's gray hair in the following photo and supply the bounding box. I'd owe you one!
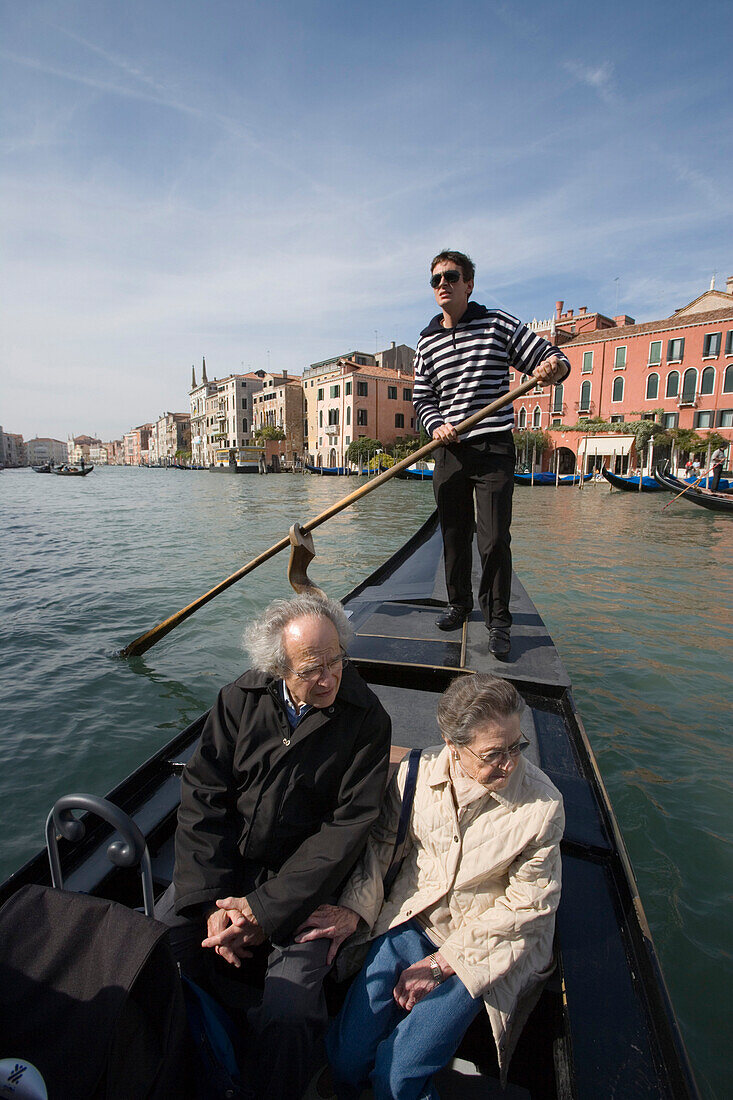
[243,592,353,676]
[436,674,522,746]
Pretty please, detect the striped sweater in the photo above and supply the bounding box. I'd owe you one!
[413,301,570,443]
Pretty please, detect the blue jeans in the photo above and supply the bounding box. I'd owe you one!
[326,922,483,1100]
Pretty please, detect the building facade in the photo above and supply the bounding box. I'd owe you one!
[251,371,305,466]
[0,427,27,467]
[123,425,153,466]
[302,354,418,467]
[148,412,191,465]
[67,435,101,464]
[26,437,68,465]
[513,278,733,471]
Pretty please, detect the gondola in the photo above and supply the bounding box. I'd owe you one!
[513,471,591,486]
[395,460,434,481]
[0,512,699,1098]
[32,464,53,474]
[52,464,94,476]
[601,467,665,493]
[653,466,733,514]
[304,463,351,476]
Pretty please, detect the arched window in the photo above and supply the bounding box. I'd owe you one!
[612,376,624,402]
[646,373,659,400]
[346,406,351,425]
[724,364,733,393]
[518,407,527,428]
[666,371,679,398]
[681,368,697,402]
[700,367,715,395]
[532,406,541,428]
[551,383,564,414]
[579,381,591,413]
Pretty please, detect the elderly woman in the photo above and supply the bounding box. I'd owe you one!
[297,673,564,1100]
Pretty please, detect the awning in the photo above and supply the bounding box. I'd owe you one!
[577,435,633,457]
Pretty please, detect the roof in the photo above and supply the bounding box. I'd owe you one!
[565,306,733,347]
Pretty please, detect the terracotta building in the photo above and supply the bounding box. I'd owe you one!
[514,277,733,471]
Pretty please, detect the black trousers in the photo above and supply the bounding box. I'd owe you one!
[155,883,332,1100]
[432,436,515,631]
[711,463,724,492]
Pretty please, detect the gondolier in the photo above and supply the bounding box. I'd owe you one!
[709,445,726,493]
[413,250,570,658]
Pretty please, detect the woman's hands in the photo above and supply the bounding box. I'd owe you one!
[393,951,454,1011]
[294,904,361,965]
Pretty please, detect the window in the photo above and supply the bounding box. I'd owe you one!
[551,417,561,427]
[641,412,656,421]
[346,406,351,425]
[345,435,351,444]
[612,376,624,402]
[317,388,324,400]
[328,409,339,425]
[387,386,397,400]
[703,332,721,358]
[646,373,659,400]
[345,381,352,396]
[532,406,541,428]
[666,371,679,398]
[518,407,527,428]
[725,365,733,393]
[242,419,248,433]
[403,388,412,401]
[681,369,697,403]
[319,411,323,427]
[667,337,685,362]
[694,411,713,429]
[717,409,733,428]
[582,351,593,373]
[357,409,368,426]
[551,383,563,414]
[610,414,625,423]
[614,346,627,369]
[242,398,247,409]
[648,340,662,366]
[725,331,733,356]
[395,413,404,428]
[700,367,715,395]
[663,412,679,429]
[579,381,591,413]
[357,381,368,397]
[330,385,340,398]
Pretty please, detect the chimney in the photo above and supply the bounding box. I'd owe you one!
[555,301,563,320]
[282,370,288,379]
[391,341,396,348]
[578,306,587,315]
[727,275,733,295]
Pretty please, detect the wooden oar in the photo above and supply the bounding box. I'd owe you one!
[119,374,541,657]
[661,472,706,511]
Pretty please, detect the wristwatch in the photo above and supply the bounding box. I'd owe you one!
[428,954,443,983]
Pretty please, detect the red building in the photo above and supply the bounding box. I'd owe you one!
[514,277,733,471]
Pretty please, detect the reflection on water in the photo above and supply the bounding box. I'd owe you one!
[1,468,730,1098]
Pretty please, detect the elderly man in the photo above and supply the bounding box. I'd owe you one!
[413,250,570,659]
[156,592,391,1100]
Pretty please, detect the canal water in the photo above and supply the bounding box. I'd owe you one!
[1,466,730,1097]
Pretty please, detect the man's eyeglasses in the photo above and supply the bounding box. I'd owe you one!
[460,738,530,769]
[286,653,348,684]
[430,269,462,289]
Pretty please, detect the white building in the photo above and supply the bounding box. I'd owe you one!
[26,437,68,465]
[189,359,265,466]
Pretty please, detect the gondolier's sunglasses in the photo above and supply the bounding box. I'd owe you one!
[430,269,462,288]
[287,652,349,684]
[460,737,530,769]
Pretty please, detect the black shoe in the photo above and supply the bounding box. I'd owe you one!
[488,628,511,659]
[437,605,469,631]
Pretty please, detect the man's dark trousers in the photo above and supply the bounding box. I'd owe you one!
[432,434,515,631]
[155,883,332,1100]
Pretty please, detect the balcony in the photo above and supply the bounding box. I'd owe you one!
[677,393,698,408]
[325,423,340,436]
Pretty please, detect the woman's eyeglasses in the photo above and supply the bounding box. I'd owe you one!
[430,269,462,289]
[460,738,530,769]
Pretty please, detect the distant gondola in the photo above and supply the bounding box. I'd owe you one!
[0,512,699,1098]
[32,464,53,474]
[52,464,94,476]
[513,471,591,486]
[395,460,434,481]
[304,463,351,476]
[601,467,664,493]
[653,466,733,514]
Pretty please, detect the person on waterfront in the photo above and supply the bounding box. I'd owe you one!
[709,445,726,492]
[297,674,564,1099]
[412,251,570,659]
[155,592,391,1100]
[692,457,702,480]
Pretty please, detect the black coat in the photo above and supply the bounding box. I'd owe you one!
[173,664,391,940]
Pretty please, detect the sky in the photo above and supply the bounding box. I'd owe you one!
[2,0,732,441]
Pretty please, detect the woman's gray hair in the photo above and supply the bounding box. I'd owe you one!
[436,674,522,746]
[243,592,353,676]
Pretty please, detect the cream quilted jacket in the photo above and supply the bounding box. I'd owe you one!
[338,744,564,1074]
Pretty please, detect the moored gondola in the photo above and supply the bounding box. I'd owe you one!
[513,471,591,486]
[654,466,733,514]
[0,512,699,1098]
[601,467,664,492]
[304,463,352,476]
